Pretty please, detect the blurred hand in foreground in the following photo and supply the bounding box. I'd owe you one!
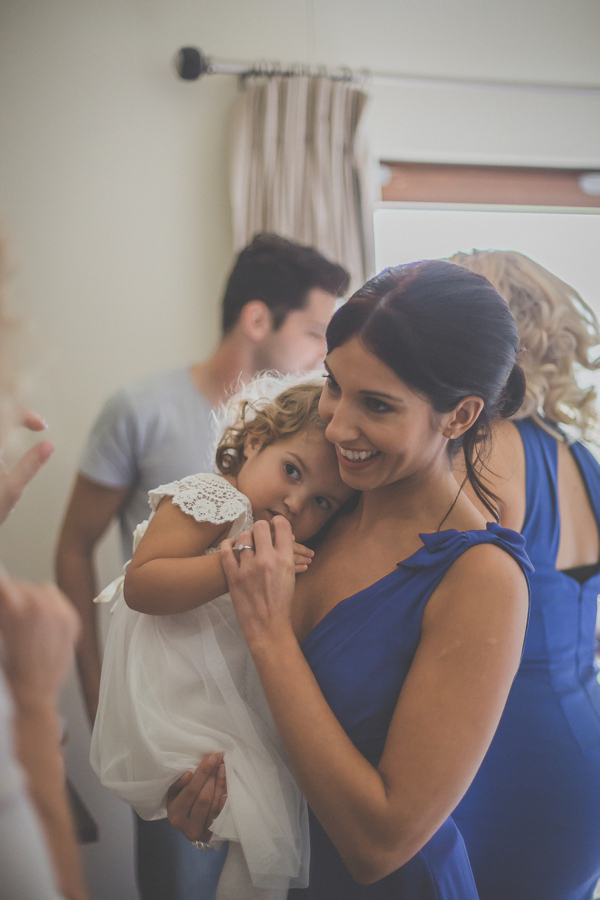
[0,407,54,525]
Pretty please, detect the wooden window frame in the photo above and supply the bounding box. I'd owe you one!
[380,162,600,208]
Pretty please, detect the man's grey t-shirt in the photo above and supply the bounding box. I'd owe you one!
[80,368,214,561]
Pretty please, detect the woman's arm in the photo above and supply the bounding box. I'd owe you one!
[123,499,231,614]
[221,517,528,884]
[0,572,88,900]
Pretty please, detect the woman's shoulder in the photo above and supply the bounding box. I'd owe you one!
[451,528,530,577]
[423,529,530,634]
[410,519,531,575]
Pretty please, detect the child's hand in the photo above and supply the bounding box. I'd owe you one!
[293,541,314,573]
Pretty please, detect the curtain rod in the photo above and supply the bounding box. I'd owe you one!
[175,47,600,96]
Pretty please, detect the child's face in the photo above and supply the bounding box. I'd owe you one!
[236,427,356,543]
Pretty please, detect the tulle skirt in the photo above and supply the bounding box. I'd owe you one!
[90,591,309,899]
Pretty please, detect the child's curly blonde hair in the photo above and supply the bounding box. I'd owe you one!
[448,249,600,440]
[215,376,326,476]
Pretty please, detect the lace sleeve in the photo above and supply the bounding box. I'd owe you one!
[148,472,253,529]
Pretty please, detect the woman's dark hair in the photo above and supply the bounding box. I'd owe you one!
[326,260,526,519]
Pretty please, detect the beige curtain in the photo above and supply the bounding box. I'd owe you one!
[230,75,373,292]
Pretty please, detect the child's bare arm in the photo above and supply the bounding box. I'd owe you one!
[124,499,231,614]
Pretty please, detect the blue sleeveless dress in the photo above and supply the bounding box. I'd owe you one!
[288,522,531,899]
[454,419,600,900]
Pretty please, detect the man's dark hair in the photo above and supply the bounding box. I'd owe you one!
[221,234,350,334]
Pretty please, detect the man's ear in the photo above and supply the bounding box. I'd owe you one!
[242,433,263,460]
[442,396,485,440]
[238,301,273,342]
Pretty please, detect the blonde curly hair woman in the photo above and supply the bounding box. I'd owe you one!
[449,249,600,900]
[450,248,600,437]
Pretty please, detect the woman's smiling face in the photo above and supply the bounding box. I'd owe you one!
[318,337,450,492]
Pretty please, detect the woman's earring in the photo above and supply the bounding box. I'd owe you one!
[449,433,455,440]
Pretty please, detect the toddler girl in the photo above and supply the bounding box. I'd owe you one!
[90,377,355,900]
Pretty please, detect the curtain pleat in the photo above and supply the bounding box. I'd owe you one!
[230,75,373,292]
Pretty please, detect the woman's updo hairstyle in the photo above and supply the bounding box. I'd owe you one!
[326,260,525,519]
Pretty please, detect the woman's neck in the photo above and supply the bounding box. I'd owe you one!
[352,466,481,536]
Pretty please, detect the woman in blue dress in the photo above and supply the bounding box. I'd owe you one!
[168,260,532,899]
[449,249,600,900]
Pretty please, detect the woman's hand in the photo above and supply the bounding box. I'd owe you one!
[166,754,227,843]
[221,516,297,650]
[232,527,313,573]
[0,569,89,900]
[0,569,80,709]
[0,407,54,525]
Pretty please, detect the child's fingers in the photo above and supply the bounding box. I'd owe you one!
[293,541,314,573]
[293,542,314,560]
[294,552,312,573]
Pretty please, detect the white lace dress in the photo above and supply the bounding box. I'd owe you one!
[90,473,309,900]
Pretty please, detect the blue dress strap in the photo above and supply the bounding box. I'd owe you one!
[513,419,560,565]
[400,521,533,575]
[570,439,600,527]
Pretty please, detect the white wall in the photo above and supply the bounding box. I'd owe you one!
[0,1,599,897]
